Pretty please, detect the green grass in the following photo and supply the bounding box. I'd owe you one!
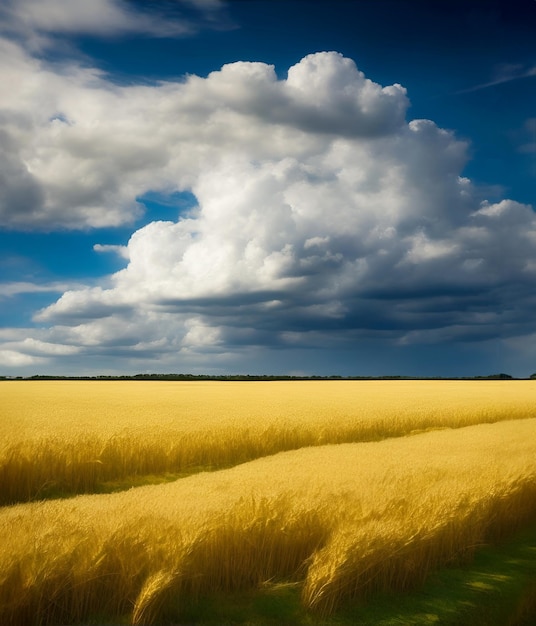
[337,523,536,626]
[81,522,536,626]
[94,468,211,494]
[28,469,215,502]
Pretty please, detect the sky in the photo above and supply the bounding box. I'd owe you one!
[0,0,535,378]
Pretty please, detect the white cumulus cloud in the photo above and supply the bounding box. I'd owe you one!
[1,45,536,370]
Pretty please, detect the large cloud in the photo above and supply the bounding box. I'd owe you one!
[2,44,536,370]
[0,44,408,230]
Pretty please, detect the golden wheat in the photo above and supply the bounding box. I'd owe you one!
[2,380,536,504]
[1,418,536,625]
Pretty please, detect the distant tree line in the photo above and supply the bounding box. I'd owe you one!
[0,373,530,381]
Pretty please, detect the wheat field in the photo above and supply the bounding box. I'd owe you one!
[1,381,536,625]
[2,380,536,504]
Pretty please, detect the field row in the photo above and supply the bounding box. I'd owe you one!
[2,380,536,504]
[1,418,536,625]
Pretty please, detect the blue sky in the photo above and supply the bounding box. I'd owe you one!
[0,0,535,377]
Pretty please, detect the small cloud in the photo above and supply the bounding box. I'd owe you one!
[93,243,129,259]
[455,63,536,94]
[21,337,79,355]
[0,280,82,298]
[519,142,536,154]
[0,0,228,42]
[182,318,223,352]
[0,349,45,366]
[518,118,536,154]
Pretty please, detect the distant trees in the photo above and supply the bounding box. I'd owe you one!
[3,372,529,381]
[475,373,513,380]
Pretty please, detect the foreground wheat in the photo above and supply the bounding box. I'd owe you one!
[1,418,536,625]
[2,380,536,504]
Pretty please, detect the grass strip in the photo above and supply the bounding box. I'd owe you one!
[148,523,536,626]
[337,524,536,625]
